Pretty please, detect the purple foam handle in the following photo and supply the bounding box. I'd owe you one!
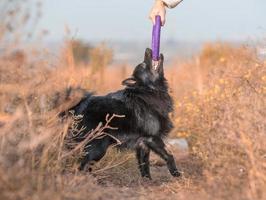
[152,15,161,61]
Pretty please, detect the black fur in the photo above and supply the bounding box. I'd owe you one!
[64,48,180,179]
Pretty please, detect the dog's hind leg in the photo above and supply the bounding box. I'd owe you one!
[136,140,151,179]
[145,137,181,177]
[78,136,113,171]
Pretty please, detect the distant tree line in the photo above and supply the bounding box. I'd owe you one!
[71,39,113,68]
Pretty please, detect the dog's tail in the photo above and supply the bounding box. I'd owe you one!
[58,91,93,119]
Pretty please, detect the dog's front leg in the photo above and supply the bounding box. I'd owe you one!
[145,137,181,177]
[136,140,151,179]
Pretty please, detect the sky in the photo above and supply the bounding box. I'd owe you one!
[37,0,266,42]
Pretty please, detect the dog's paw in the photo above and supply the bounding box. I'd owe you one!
[142,174,152,180]
[170,170,182,177]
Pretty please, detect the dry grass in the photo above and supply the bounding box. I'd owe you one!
[0,41,265,200]
[173,43,266,200]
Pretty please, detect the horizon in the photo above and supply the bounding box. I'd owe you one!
[37,0,266,43]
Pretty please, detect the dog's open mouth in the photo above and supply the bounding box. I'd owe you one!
[152,60,159,71]
[122,77,136,87]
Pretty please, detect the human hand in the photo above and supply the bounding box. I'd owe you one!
[149,0,166,26]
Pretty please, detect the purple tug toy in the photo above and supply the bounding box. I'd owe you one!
[151,15,162,68]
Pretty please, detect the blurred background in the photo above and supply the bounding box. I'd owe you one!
[2,0,266,64]
[38,0,266,63]
[39,0,266,41]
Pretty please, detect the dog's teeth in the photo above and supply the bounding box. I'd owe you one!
[152,61,159,70]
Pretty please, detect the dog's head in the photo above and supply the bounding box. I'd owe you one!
[122,48,165,90]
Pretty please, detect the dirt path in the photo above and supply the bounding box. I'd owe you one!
[82,149,204,200]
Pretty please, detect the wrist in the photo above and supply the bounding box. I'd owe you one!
[155,0,165,7]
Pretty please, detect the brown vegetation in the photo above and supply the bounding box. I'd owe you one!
[0,40,265,200]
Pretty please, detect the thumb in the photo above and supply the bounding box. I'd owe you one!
[149,13,156,25]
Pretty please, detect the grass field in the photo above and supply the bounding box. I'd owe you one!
[0,41,265,200]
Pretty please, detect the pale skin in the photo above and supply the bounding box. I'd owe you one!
[149,0,167,26]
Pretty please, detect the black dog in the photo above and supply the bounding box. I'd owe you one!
[64,48,180,179]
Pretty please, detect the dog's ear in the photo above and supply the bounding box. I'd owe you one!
[122,77,136,87]
[157,53,164,75]
[144,48,152,67]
